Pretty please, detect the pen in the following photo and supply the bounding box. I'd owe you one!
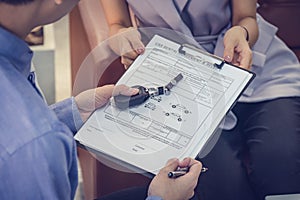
[168,167,208,178]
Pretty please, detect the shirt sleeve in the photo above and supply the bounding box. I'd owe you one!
[0,131,78,200]
[145,196,163,200]
[49,97,83,134]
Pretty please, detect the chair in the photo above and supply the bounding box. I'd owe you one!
[257,0,300,60]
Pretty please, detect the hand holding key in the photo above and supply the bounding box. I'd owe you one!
[113,73,183,109]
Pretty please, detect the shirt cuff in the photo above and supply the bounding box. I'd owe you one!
[49,97,83,134]
[145,196,163,200]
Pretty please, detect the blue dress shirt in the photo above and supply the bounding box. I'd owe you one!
[0,27,164,200]
[0,27,82,199]
[145,196,163,200]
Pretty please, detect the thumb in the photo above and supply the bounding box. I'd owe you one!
[223,34,236,63]
[94,84,139,109]
[112,84,139,96]
[95,84,115,100]
[93,85,116,109]
[132,39,145,55]
[75,85,114,112]
[126,28,145,54]
[223,44,234,63]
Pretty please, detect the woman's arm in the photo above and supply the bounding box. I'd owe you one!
[231,0,258,47]
[100,0,132,36]
[223,0,259,69]
[100,0,145,67]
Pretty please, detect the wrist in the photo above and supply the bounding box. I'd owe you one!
[238,25,249,42]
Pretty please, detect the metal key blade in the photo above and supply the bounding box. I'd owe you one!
[165,73,183,91]
[148,73,184,96]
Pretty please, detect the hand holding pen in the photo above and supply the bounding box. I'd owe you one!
[168,166,208,178]
[148,158,203,200]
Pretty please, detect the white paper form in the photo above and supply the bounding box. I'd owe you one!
[75,35,255,175]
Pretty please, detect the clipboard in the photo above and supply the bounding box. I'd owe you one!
[75,34,255,175]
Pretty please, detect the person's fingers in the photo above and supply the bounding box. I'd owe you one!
[75,85,115,115]
[120,38,134,56]
[119,27,144,56]
[231,53,240,66]
[178,157,191,168]
[188,159,202,170]
[130,37,144,54]
[135,46,145,54]
[239,48,252,70]
[94,85,116,108]
[186,159,202,178]
[123,50,139,60]
[94,84,115,99]
[112,84,139,96]
[121,29,144,68]
[223,29,237,63]
[124,64,129,70]
[93,84,139,109]
[121,53,136,67]
[223,42,235,63]
[189,191,195,199]
[126,28,145,54]
[111,27,144,69]
[162,158,180,172]
[178,158,202,174]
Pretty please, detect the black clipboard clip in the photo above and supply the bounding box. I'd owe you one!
[178,44,225,69]
[213,61,225,69]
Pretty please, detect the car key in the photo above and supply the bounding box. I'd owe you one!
[113,85,149,110]
[113,73,183,109]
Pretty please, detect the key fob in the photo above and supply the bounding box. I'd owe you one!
[114,85,150,109]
